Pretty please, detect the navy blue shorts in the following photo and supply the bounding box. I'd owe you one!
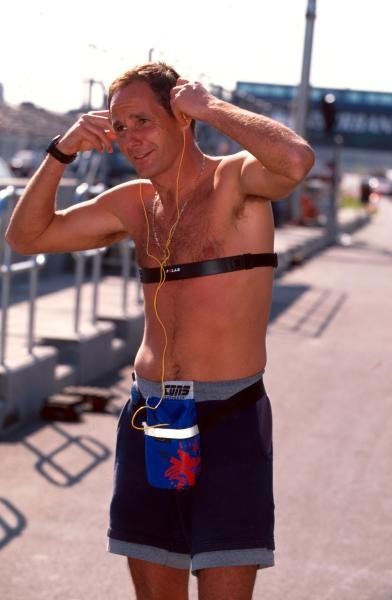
[107,372,275,572]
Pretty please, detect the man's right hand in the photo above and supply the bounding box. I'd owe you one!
[5,109,130,256]
[56,110,117,156]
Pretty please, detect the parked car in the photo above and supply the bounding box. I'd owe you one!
[0,157,30,192]
[372,177,392,196]
[9,149,43,177]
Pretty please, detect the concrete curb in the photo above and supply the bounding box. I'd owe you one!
[0,280,144,438]
[275,210,370,276]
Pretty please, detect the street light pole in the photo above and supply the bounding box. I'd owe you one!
[291,0,317,222]
[296,0,317,138]
[84,79,106,110]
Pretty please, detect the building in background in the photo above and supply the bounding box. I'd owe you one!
[235,82,392,173]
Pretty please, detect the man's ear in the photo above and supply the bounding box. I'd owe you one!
[181,113,190,126]
[179,112,192,132]
[172,106,191,131]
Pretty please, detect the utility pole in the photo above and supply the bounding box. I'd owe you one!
[84,79,106,110]
[291,0,317,222]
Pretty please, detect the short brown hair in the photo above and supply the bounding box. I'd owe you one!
[108,62,195,133]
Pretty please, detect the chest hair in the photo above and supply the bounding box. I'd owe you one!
[138,182,226,265]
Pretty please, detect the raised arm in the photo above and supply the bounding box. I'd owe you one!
[170,79,315,200]
[5,111,129,255]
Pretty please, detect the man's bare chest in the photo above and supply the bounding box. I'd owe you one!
[135,191,230,266]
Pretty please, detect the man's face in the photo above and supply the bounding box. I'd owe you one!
[110,80,182,179]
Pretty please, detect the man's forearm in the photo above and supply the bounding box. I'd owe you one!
[201,97,314,181]
[5,156,66,253]
[6,106,117,254]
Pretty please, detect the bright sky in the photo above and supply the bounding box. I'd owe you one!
[1,0,391,113]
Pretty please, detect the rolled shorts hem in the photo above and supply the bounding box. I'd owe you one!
[107,537,190,569]
[192,548,274,573]
[107,537,274,572]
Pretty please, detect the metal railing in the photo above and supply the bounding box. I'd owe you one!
[0,186,46,365]
[0,184,143,363]
[119,239,142,311]
[71,239,141,334]
[72,247,106,334]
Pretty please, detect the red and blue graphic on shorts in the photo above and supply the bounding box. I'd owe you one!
[144,382,201,490]
[163,437,201,490]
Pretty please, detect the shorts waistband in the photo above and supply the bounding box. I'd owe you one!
[135,371,265,402]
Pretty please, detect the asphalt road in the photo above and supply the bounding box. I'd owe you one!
[1,199,391,600]
[259,197,392,600]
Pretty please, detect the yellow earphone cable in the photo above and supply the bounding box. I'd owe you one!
[131,130,186,430]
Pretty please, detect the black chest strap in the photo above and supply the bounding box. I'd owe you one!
[139,252,278,284]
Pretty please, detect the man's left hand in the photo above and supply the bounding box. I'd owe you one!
[170,78,212,123]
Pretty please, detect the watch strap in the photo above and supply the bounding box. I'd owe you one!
[46,135,77,164]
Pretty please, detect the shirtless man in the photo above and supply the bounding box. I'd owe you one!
[6,63,314,600]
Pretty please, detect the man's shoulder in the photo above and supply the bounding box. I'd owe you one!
[92,179,152,229]
[96,178,152,208]
[105,178,151,198]
[212,150,247,165]
[210,151,249,188]
[213,150,250,175]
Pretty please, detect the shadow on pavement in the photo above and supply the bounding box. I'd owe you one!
[0,497,27,551]
[20,422,111,487]
[270,283,309,323]
[270,283,347,338]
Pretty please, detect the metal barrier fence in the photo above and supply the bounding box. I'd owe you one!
[119,239,142,310]
[0,185,142,366]
[72,247,106,334]
[0,186,46,365]
[71,238,141,334]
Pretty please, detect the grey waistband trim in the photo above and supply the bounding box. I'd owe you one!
[135,371,264,402]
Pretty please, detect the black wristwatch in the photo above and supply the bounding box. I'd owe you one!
[46,134,77,164]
